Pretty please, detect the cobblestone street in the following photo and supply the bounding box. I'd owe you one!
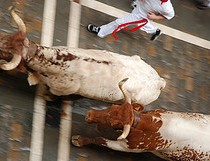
[0,0,210,161]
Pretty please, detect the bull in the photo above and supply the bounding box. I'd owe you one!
[72,79,210,161]
[0,7,165,106]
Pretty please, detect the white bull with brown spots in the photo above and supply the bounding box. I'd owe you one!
[0,7,165,106]
[72,79,210,161]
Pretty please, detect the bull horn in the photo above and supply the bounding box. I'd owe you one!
[117,124,131,140]
[118,78,131,104]
[118,78,132,140]
[0,7,25,70]
[8,6,26,33]
[0,53,21,70]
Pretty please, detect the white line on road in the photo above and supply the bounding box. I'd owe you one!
[57,100,73,161]
[154,22,210,50]
[29,0,57,161]
[81,0,210,50]
[40,0,57,47]
[67,1,81,48]
[57,2,82,161]
[80,0,127,19]
[29,84,47,161]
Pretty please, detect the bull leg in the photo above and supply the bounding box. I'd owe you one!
[72,135,128,152]
[44,86,58,101]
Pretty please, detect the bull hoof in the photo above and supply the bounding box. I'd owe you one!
[71,135,84,147]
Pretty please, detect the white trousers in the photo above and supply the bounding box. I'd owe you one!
[97,7,157,38]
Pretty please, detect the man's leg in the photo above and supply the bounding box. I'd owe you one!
[141,21,161,41]
[88,12,140,38]
[150,29,161,41]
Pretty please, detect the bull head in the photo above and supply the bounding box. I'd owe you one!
[0,6,28,70]
[86,78,134,140]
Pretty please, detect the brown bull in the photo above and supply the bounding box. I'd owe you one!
[72,79,210,161]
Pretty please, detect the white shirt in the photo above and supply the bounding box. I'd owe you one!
[135,0,175,20]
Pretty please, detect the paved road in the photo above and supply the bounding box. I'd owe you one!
[0,0,210,161]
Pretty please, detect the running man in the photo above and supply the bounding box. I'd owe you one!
[87,0,175,41]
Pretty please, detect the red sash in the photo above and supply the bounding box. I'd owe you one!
[161,0,168,5]
[111,18,148,40]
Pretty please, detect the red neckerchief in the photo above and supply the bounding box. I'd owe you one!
[161,0,168,5]
[111,19,148,40]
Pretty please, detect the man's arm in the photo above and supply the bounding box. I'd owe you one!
[147,12,167,20]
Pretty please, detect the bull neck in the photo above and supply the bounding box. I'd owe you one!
[132,110,140,128]
[25,41,38,60]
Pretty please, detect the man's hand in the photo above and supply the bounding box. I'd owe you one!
[147,12,166,20]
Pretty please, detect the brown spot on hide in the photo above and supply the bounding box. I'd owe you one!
[40,72,48,77]
[73,0,80,3]
[162,146,210,160]
[0,31,26,56]
[27,44,111,68]
[127,110,167,151]
[56,52,78,62]
[83,58,111,65]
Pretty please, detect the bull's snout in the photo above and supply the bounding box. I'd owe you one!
[85,110,94,123]
[85,109,106,125]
